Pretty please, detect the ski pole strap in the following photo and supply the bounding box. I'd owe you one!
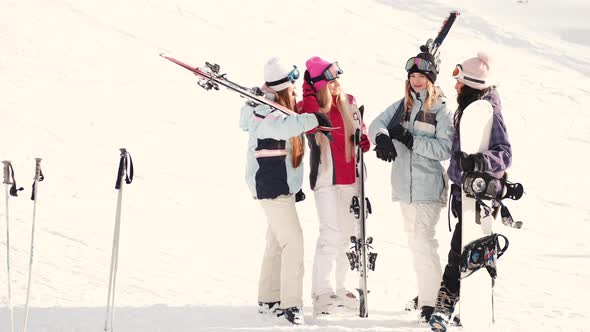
[2,161,24,197]
[115,148,134,190]
[31,158,45,201]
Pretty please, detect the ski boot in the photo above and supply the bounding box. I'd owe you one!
[335,289,359,310]
[279,307,304,325]
[405,296,418,311]
[429,286,459,332]
[312,293,337,316]
[258,301,281,315]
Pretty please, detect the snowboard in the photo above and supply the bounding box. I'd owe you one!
[459,99,495,329]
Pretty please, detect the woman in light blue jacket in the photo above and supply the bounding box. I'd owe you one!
[368,51,454,322]
[239,57,330,325]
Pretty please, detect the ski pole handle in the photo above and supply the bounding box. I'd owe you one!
[34,158,43,180]
[115,148,134,190]
[2,161,13,185]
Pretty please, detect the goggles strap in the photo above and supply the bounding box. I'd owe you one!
[266,76,291,87]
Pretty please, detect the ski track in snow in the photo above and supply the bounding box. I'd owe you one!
[1,0,589,331]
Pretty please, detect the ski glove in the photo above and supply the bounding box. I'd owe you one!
[312,112,334,141]
[313,112,332,128]
[302,78,316,97]
[374,134,397,162]
[455,151,486,172]
[351,134,371,153]
[388,124,414,150]
[295,189,306,203]
[360,134,370,152]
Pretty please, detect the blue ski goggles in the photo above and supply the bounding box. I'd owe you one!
[310,62,343,83]
[266,65,300,87]
[405,57,437,73]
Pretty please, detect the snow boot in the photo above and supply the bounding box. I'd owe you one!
[312,293,337,315]
[419,305,434,323]
[405,296,419,311]
[335,289,359,309]
[429,286,459,332]
[280,306,304,325]
[258,301,281,315]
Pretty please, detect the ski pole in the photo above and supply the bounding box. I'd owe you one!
[2,160,23,332]
[23,158,44,332]
[104,148,133,332]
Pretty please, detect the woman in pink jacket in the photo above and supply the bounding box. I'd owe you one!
[300,56,370,315]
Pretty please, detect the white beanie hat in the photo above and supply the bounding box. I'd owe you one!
[456,52,492,90]
[264,57,295,92]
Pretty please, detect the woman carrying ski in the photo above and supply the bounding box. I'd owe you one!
[368,51,454,323]
[300,56,370,316]
[240,57,332,325]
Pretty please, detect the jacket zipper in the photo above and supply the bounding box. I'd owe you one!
[410,93,424,203]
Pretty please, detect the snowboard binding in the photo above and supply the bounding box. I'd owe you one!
[460,233,509,280]
[462,171,523,201]
[462,172,525,229]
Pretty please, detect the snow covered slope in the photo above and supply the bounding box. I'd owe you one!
[0,0,588,331]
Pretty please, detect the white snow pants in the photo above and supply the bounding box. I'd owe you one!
[258,194,304,308]
[311,185,358,297]
[400,202,443,308]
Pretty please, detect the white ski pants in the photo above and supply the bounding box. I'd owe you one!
[400,202,443,308]
[258,194,304,308]
[311,185,358,297]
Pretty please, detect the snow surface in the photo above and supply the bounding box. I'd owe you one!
[0,0,589,331]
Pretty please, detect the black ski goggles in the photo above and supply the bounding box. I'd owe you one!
[405,57,437,73]
[453,64,486,85]
[309,62,343,83]
[266,65,300,87]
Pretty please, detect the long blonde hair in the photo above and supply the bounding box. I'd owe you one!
[314,83,358,162]
[403,79,440,115]
[275,88,304,168]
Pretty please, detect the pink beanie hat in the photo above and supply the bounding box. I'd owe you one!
[456,52,492,90]
[305,56,333,91]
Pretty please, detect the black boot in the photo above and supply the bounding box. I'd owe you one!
[420,305,434,322]
[429,286,459,331]
[257,301,280,314]
[279,306,304,325]
[405,296,418,311]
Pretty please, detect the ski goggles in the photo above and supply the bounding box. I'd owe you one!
[310,62,343,83]
[405,57,437,73]
[452,64,486,85]
[266,65,300,87]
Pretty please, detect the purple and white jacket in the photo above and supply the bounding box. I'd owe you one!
[448,88,512,200]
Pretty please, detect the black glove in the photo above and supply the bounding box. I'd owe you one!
[454,151,486,172]
[312,112,334,141]
[374,134,397,162]
[388,124,414,149]
[295,189,306,203]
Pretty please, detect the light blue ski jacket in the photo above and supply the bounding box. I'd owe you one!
[240,101,319,200]
[369,90,454,204]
